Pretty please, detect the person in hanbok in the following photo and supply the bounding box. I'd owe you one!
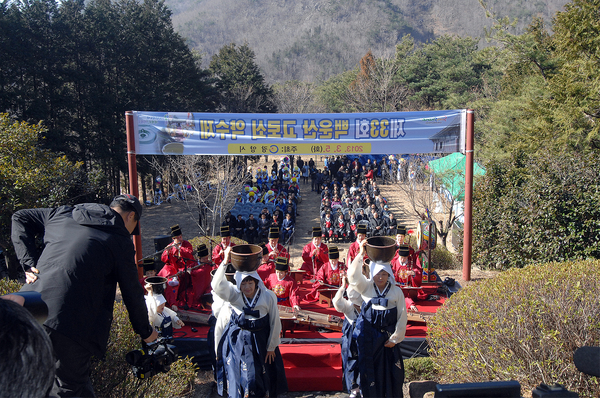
[305,246,344,302]
[256,243,275,282]
[264,257,301,311]
[212,248,287,398]
[333,276,363,398]
[212,226,236,267]
[266,227,290,261]
[144,292,184,339]
[300,227,329,279]
[348,239,407,398]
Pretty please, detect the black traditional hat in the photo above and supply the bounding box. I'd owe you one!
[220,225,230,237]
[357,224,367,235]
[258,242,269,255]
[312,226,322,237]
[328,246,339,259]
[275,257,289,271]
[142,258,155,272]
[170,224,182,237]
[398,244,410,257]
[397,225,407,235]
[196,243,209,258]
[225,263,236,283]
[268,227,280,239]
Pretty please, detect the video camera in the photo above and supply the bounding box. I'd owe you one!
[125,337,178,379]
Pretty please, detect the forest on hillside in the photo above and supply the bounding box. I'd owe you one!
[1,0,600,276]
[168,0,569,82]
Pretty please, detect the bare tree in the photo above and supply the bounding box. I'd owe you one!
[148,155,247,237]
[272,81,326,113]
[397,155,463,248]
[344,51,411,113]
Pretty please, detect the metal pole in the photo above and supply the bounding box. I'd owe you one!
[462,110,475,281]
[125,111,143,279]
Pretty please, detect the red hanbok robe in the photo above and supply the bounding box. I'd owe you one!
[391,252,427,309]
[267,242,290,262]
[257,259,276,282]
[264,273,300,308]
[300,242,329,279]
[158,240,205,308]
[212,242,236,268]
[159,240,195,277]
[346,241,369,267]
[305,260,343,302]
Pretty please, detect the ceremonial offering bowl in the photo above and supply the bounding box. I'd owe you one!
[211,264,237,283]
[365,236,396,263]
[230,244,262,272]
[145,276,168,294]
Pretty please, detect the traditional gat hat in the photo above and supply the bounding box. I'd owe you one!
[275,257,289,271]
[312,226,322,237]
[397,225,407,235]
[357,224,368,235]
[329,246,340,259]
[398,244,410,257]
[197,243,209,258]
[142,258,155,272]
[258,242,269,255]
[268,227,280,239]
[220,225,230,237]
[170,224,182,237]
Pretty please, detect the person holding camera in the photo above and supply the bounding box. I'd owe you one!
[11,194,158,397]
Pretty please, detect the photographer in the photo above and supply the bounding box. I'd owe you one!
[0,295,55,398]
[11,194,158,397]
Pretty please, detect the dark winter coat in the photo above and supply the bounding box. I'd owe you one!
[12,204,153,356]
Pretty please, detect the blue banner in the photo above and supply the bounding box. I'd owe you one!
[132,110,466,155]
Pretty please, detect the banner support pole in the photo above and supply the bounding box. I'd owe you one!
[125,111,143,279]
[462,110,474,281]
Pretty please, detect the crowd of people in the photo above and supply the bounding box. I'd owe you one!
[2,155,432,398]
[317,156,401,243]
[222,156,304,245]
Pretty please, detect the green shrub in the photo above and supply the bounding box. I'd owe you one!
[473,151,600,269]
[431,245,461,270]
[428,260,600,397]
[189,235,247,251]
[405,357,436,381]
[91,300,197,397]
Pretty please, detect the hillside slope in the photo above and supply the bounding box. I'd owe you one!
[168,0,569,83]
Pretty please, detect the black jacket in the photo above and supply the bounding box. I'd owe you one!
[12,204,153,356]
